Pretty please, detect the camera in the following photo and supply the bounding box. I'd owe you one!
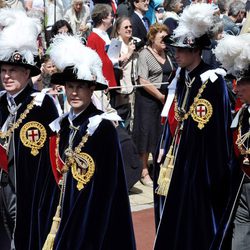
[132,39,145,51]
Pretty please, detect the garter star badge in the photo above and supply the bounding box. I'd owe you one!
[20,121,47,156]
[191,99,213,129]
[71,152,95,191]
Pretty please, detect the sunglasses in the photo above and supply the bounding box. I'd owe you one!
[124,25,132,29]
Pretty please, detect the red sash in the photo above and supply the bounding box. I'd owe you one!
[49,134,64,184]
[0,144,8,173]
[168,100,178,137]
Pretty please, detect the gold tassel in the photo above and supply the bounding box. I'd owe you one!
[42,205,61,250]
[155,145,175,196]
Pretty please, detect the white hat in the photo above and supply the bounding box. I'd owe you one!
[167,3,216,49]
[49,34,108,90]
[0,8,41,76]
[214,33,250,80]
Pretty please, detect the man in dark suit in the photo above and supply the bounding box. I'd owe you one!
[130,0,150,43]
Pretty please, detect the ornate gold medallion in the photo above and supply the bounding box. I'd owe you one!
[191,99,213,129]
[71,152,95,190]
[20,121,47,156]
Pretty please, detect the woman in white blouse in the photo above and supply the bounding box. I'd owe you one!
[64,0,91,36]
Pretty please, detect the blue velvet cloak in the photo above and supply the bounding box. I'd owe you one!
[154,61,241,250]
[38,103,136,250]
[0,84,59,249]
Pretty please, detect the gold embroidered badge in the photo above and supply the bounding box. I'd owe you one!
[20,121,47,156]
[191,99,213,129]
[70,152,95,191]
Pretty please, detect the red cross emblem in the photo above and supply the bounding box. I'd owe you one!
[27,129,39,142]
[12,52,22,62]
[196,105,206,117]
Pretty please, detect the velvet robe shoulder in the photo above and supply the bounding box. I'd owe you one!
[39,103,136,250]
[154,61,240,250]
[0,84,59,250]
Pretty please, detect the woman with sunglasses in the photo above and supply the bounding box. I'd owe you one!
[110,16,140,131]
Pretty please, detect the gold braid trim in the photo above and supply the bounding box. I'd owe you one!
[42,178,65,250]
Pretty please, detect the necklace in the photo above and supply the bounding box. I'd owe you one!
[151,47,165,58]
[185,74,195,88]
[236,107,250,169]
[236,109,250,155]
[174,80,209,122]
[55,130,95,191]
[0,98,35,139]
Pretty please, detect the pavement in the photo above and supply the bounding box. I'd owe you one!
[129,181,154,212]
[129,181,155,250]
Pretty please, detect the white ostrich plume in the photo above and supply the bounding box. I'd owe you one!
[174,3,215,40]
[214,34,250,78]
[0,8,41,65]
[49,34,106,84]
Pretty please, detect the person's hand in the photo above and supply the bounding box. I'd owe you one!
[159,93,165,104]
[54,85,64,93]
[128,40,136,55]
[79,24,89,32]
[48,85,64,96]
[40,63,45,74]
[119,42,135,64]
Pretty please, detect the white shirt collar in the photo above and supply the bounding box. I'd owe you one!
[92,28,111,45]
[68,107,87,123]
[6,87,26,106]
[134,10,144,21]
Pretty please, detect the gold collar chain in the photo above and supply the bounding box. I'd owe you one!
[0,98,35,139]
[174,80,208,122]
[56,132,90,173]
[236,110,250,155]
[56,131,95,191]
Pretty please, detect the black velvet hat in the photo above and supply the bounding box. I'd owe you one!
[237,67,250,83]
[0,51,41,77]
[164,33,211,50]
[51,66,107,90]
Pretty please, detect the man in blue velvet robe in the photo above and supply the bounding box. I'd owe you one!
[153,3,240,249]
[231,75,250,250]
[0,9,59,250]
[40,34,136,250]
[214,33,250,250]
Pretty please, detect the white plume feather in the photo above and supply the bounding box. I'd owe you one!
[0,8,41,65]
[49,34,106,84]
[174,3,215,39]
[214,34,250,77]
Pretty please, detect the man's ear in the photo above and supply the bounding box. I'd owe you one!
[25,68,31,78]
[90,85,96,93]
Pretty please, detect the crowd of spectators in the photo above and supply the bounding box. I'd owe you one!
[0,0,250,189]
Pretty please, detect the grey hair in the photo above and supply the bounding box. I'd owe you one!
[228,0,246,17]
[217,0,231,14]
[72,0,84,5]
[208,16,224,39]
[91,4,112,28]
[163,0,182,12]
